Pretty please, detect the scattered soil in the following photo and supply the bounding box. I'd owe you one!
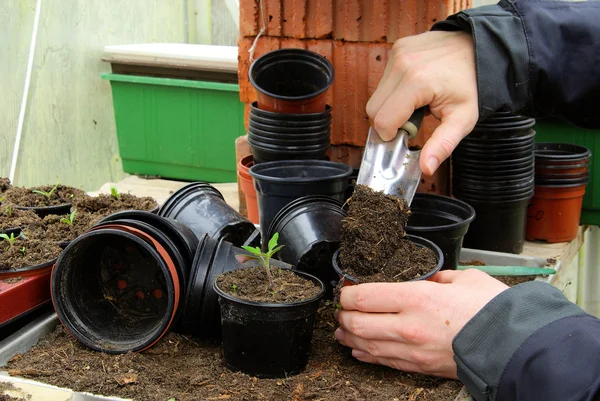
[0,382,25,401]
[74,194,158,216]
[217,267,321,303]
[0,239,61,270]
[7,305,462,401]
[1,277,24,284]
[0,178,11,193]
[459,259,538,287]
[0,207,40,232]
[340,185,437,283]
[1,185,86,208]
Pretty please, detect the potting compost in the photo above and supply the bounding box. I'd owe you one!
[340,184,438,282]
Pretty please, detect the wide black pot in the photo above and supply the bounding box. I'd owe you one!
[249,113,331,128]
[250,160,352,240]
[214,269,325,378]
[249,102,331,121]
[249,120,331,135]
[158,182,257,247]
[268,195,346,298]
[249,140,330,164]
[535,142,592,163]
[405,194,475,271]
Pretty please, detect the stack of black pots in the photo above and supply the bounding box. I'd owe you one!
[452,112,536,254]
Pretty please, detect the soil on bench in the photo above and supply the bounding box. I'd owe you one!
[340,185,437,283]
[7,305,462,401]
[73,193,158,216]
[459,259,539,287]
[1,185,86,208]
[0,382,26,401]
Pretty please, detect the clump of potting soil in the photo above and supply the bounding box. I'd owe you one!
[2,184,86,208]
[0,177,11,192]
[0,207,40,231]
[37,210,102,243]
[74,192,158,216]
[0,235,61,270]
[340,185,437,283]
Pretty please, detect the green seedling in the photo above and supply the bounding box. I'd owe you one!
[19,247,26,255]
[3,206,12,216]
[0,232,19,247]
[238,232,284,291]
[60,210,77,226]
[110,185,121,200]
[32,182,59,199]
[231,284,238,293]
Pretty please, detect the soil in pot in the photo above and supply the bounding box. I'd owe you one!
[217,266,320,303]
[0,238,60,270]
[74,193,158,216]
[36,211,103,243]
[0,177,11,193]
[340,185,438,282]
[0,207,40,232]
[2,185,86,208]
[6,304,462,401]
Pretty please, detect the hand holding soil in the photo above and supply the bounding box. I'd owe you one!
[335,269,509,378]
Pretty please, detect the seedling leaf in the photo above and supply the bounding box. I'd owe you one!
[110,185,121,200]
[32,182,59,199]
[268,232,279,252]
[60,210,76,226]
[241,245,262,256]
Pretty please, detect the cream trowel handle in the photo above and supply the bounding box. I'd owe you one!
[399,107,426,140]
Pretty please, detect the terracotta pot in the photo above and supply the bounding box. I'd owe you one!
[237,155,259,224]
[526,184,587,243]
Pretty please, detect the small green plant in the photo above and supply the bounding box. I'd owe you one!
[60,210,77,226]
[231,284,238,293]
[238,233,284,291]
[19,246,26,255]
[32,182,59,199]
[3,205,12,216]
[110,185,121,200]
[0,232,18,247]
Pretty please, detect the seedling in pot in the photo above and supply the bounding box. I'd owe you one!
[3,205,12,216]
[32,182,60,199]
[0,232,19,247]
[110,185,121,200]
[238,232,284,291]
[19,246,26,255]
[60,210,77,226]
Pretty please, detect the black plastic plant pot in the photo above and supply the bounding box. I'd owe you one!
[248,135,331,150]
[250,142,330,164]
[248,126,331,140]
[268,196,347,299]
[453,147,533,161]
[535,143,592,163]
[344,168,360,202]
[249,102,332,121]
[51,227,182,353]
[453,178,535,194]
[158,182,257,247]
[249,120,331,134]
[535,175,590,186]
[15,203,71,218]
[462,198,531,254]
[249,113,331,128]
[453,169,534,183]
[460,132,536,149]
[248,130,331,146]
[249,49,334,114]
[453,188,534,204]
[250,161,352,240]
[452,163,534,178]
[405,194,475,271]
[452,154,534,169]
[331,235,444,286]
[214,269,325,378]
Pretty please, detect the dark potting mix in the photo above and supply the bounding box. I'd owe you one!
[340,185,438,282]
[1,185,86,207]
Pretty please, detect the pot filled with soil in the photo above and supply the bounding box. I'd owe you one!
[51,223,186,353]
[1,183,85,218]
[214,233,325,378]
[336,185,443,285]
[249,49,334,114]
[159,182,257,247]
[0,228,61,277]
[0,206,40,235]
[405,194,475,271]
[73,188,159,217]
[250,160,352,241]
[237,154,259,224]
[268,195,347,298]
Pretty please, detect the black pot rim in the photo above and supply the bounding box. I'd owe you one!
[249,113,332,127]
[249,160,352,183]
[213,268,325,308]
[52,228,176,353]
[454,170,534,181]
[249,121,331,134]
[535,176,589,186]
[248,136,330,151]
[535,142,592,161]
[460,134,536,147]
[159,182,223,217]
[0,257,57,275]
[453,190,534,203]
[331,234,444,284]
[535,161,590,169]
[249,48,334,101]
[250,101,332,119]
[405,194,475,233]
[15,203,72,215]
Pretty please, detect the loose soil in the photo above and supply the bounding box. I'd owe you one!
[340,185,437,283]
[217,267,321,303]
[459,259,539,287]
[7,305,462,401]
[74,194,158,216]
[1,277,24,284]
[0,239,61,270]
[0,382,25,401]
[35,211,103,243]
[0,208,40,232]
[1,185,86,208]
[0,178,10,193]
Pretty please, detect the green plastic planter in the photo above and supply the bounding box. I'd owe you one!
[534,118,598,225]
[102,73,245,182]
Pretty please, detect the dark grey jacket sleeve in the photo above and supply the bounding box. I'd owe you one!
[453,281,600,401]
[432,0,600,128]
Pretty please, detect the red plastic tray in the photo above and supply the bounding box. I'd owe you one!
[0,272,51,327]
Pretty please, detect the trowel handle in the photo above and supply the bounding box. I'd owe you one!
[399,107,426,140]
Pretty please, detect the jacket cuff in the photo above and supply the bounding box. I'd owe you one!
[452,281,586,401]
[431,1,530,121]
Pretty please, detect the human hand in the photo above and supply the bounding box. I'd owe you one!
[366,31,479,176]
[334,269,508,378]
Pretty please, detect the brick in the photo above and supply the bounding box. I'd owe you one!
[328,145,364,168]
[239,0,471,43]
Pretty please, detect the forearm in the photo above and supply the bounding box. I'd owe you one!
[433,0,600,128]
[453,281,600,401]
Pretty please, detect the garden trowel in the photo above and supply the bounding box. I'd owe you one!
[356,108,426,205]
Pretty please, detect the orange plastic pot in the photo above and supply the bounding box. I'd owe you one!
[237,155,259,224]
[526,184,587,243]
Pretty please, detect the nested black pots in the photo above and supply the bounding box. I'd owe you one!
[158,182,258,247]
[214,269,325,378]
[52,213,197,353]
[405,194,475,271]
[268,195,346,298]
[452,112,536,253]
[249,160,353,241]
